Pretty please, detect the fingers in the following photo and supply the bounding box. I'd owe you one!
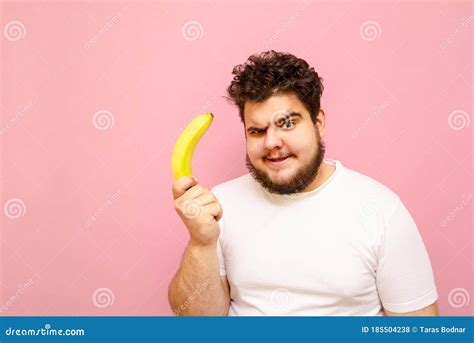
[185,184,210,200]
[196,194,223,221]
[172,176,198,199]
[205,202,223,222]
[172,177,222,222]
[215,205,223,222]
[193,192,217,207]
[176,188,218,216]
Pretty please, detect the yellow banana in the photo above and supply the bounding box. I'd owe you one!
[171,113,214,180]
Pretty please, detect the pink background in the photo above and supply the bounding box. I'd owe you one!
[1,0,472,316]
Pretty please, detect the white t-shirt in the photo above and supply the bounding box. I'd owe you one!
[211,159,438,316]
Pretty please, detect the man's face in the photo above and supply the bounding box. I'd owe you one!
[244,92,326,195]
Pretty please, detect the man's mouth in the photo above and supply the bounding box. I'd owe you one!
[265,155,292,166]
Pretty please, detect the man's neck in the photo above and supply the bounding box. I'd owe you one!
[301,160,336,193]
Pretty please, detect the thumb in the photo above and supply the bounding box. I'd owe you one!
[172,176,199,199]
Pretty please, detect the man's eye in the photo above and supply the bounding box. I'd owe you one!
[278,120,295,129]
[250,130,264,135]
[275,115,296,130]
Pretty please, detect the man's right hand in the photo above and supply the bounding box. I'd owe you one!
[172,176,223,247]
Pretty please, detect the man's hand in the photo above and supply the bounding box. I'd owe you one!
[172,176,223,247]
[169,176,230,316]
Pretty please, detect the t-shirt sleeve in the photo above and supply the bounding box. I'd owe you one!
[376,197,438,313]
[211,186,227,276]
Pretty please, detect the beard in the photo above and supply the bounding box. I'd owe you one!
[246,134,326,195]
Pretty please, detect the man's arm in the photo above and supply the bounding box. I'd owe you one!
[168,176,230,316]
[168,242,230,316]
[384,301,439,316]
[376,198,439,318]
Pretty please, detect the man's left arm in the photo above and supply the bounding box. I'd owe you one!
[376,197,439,315]
[384,301,439,316]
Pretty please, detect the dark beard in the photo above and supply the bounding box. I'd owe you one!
[246,136,326,195]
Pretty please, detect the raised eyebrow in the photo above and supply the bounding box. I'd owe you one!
[274,111,303,123]
[286,112,303,119]
[247,112,302,132]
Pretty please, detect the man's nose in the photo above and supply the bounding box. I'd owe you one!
[263,127,283,150]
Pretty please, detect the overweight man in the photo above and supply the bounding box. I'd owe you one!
[169,51,439,316]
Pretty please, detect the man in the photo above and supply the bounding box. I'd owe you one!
[169,51,439,316]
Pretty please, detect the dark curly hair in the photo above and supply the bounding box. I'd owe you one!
[226,50,324,124]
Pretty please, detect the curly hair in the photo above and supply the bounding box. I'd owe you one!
[226,50,324,124]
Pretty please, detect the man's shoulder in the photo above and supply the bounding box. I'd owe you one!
[340,164,400,206]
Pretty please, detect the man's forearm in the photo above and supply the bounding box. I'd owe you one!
[168,242,229,316]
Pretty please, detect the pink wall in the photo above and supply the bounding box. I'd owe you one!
[1,1,471,316]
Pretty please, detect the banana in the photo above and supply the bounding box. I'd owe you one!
[171,113,214,180]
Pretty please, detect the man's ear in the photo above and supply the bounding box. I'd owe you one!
[315,109,327,138]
